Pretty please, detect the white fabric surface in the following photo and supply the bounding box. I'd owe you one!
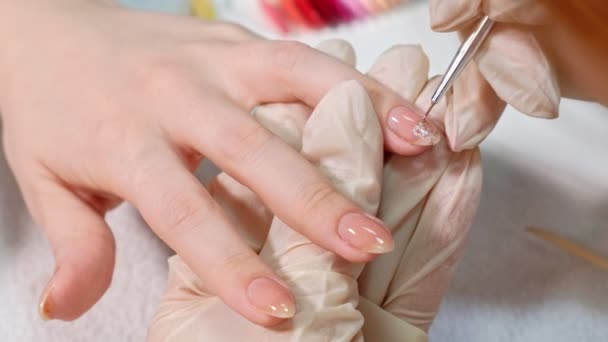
[1,1,607,341]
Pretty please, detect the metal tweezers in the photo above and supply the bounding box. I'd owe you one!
[423,16,495,119]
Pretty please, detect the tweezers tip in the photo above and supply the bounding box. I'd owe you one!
[422,104,434,120]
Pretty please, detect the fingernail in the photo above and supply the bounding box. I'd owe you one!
[39,284,54,321]
[247,277,296,319]
[387,106,441,146]
[338,212,394,254]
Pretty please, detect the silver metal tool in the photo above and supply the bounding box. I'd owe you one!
[423,16,495,119]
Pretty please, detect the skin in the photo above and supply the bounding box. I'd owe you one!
[0,0,431,326]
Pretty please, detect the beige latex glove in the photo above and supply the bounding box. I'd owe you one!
[358,45,482,332]
[148,40,484,341]
[429,0,561,151]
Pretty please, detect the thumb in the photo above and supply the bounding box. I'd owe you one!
[430,0,481,32]
[483,0,549,25]
[22,178,115,321]
[430,0,548,32]
[444,60,506,152]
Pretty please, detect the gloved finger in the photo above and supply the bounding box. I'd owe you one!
[225,40,435,153]
[368,45,430,103]
[261,80,385,264]
[358,77,452,305]
[367,45,441,146]
[316,39,357,67]
[445,61,506,152]
[473,22,560,118]
[358,49,445,304]
[429,0,481,32]
[482,0,549,25]
[128,150,295,326]
[20,177,115,321]
[253,102,310,151]
[171,96,393,262]
[257,80,384,340]
[383,148,482,331]
[300,80,383,215]
[372,82,475,326]
[430,0,548,32]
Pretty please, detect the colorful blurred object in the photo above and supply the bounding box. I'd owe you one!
[192,0,216,19]
[120,0,406,33]
[119,0,191,14]
[258,0,408,33]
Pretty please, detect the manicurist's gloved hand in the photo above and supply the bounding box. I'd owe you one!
[0,0,435,324]
[429,0,608,151]
[147,40,490,341]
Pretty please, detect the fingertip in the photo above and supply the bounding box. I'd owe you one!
[27,181,116,322]
[218,272,296,326]
[39,258,114,321]
[334,212,395,262]
[342,250,382,264]
[246,277,296,319]
[39,283,54,321]
[384,106,442,153]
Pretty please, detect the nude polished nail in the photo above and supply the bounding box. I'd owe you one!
[387,106,441,146]
[39,284,54,321]
[337,212,394,254]
[247,277,296,319]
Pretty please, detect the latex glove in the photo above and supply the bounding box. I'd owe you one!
[429,0,560,151]
[0,0,434,323]
[148,40,483,341]
[358,45,482,331]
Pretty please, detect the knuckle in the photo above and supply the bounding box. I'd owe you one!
[219,250,260,276]
[296,179,342,216]
[158,189,217,236]
[125,147,168,191]
[218,121,275,168]
[132,58,186,95]
[268,41,312,74]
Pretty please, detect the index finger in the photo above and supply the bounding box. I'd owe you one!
[123,152,296,326]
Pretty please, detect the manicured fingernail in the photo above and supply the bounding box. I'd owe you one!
[387,106,441,146]
[338,212,394,254]
[247,277,296,319]
[39,284,54,321]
